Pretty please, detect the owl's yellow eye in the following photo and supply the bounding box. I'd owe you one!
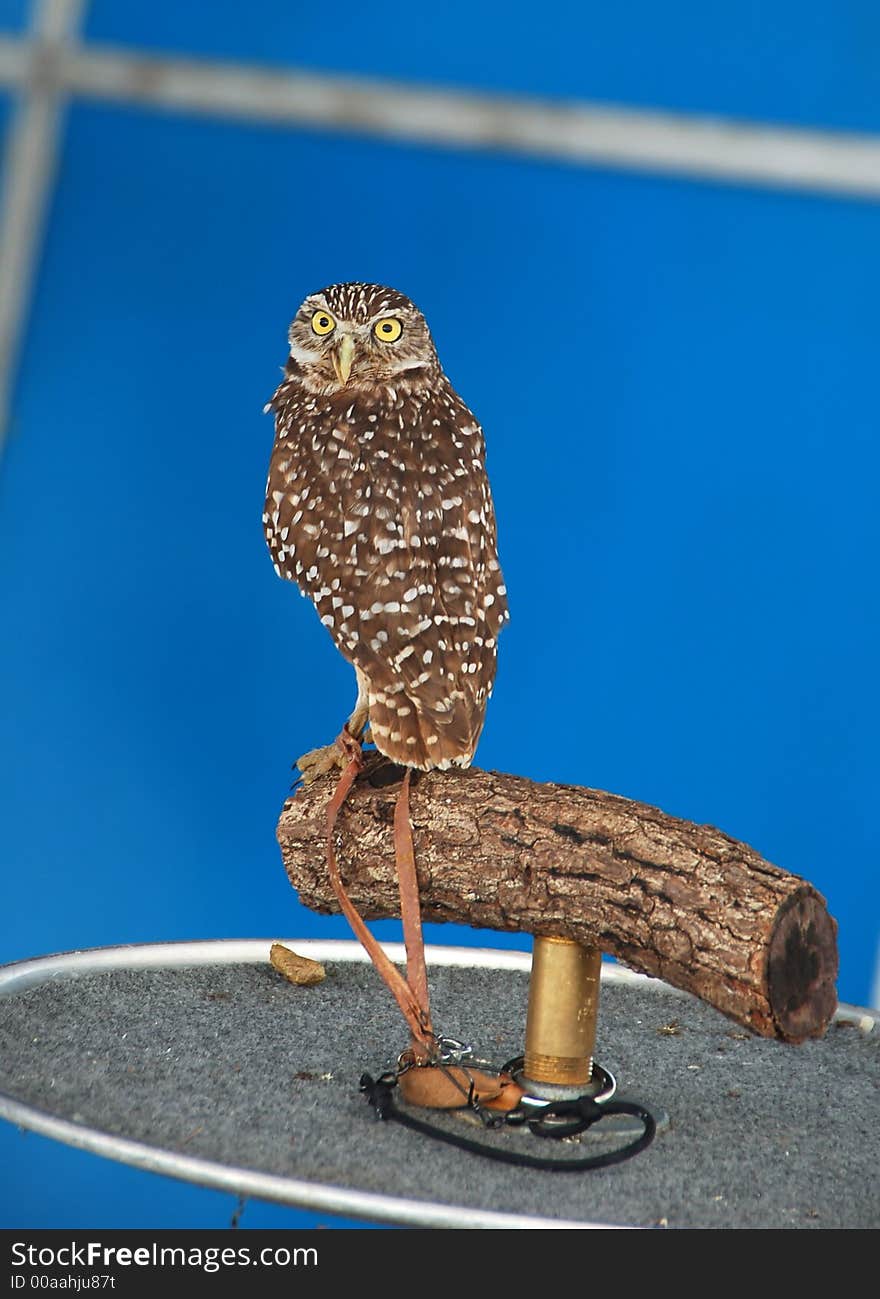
[311,310,336,337]
[374,317,403,343]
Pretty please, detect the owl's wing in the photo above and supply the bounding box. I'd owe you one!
[341,390,509,769]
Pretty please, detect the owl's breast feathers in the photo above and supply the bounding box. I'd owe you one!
[264,374,508,770]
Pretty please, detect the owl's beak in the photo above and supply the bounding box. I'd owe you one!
[332,334,356,385]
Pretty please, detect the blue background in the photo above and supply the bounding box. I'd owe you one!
[1,0,878,1228]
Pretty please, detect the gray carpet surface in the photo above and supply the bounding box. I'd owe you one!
[0,957,877,1229]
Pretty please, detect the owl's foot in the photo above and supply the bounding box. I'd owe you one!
[294,724,365,786]
[294,742,344,785]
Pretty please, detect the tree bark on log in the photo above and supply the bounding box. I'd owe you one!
[276,759,838,1044]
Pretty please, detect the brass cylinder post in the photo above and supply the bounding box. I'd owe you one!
[523,936,602,1092]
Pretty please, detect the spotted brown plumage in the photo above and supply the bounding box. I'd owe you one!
[264,282,508,772]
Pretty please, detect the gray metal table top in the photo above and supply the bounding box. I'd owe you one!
[0,939,876,1229]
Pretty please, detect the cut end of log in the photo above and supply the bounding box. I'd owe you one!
[767,889,838,1043]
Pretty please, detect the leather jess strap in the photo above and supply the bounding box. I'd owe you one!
[324,749,434,1053]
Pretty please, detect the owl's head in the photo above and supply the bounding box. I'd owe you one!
[287,282,438,393]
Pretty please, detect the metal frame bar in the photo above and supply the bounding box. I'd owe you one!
[0,36,878,198]
[1,9,879,455]
[0,0,86,452]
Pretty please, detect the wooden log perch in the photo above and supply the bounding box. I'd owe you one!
[277,760,838,1044]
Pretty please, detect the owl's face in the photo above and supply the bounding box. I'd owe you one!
[287,282,439,394]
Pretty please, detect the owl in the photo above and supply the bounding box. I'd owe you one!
[263,282,509,777]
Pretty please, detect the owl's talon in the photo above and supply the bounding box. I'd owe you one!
[294,742,347,785]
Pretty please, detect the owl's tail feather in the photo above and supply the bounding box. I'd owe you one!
[367,684,482,772]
